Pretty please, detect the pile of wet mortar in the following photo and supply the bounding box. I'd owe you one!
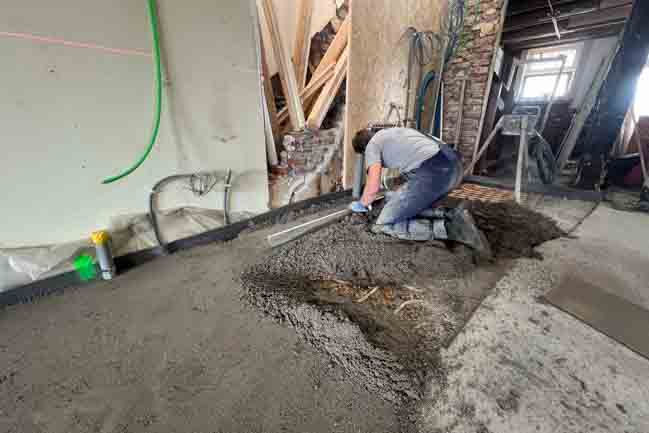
[241,200,565,403]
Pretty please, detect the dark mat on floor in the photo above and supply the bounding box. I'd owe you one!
[544,275,649,360]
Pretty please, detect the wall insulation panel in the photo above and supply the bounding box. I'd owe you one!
[0,0,268,246]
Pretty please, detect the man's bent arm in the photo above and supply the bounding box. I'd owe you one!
[361,163,383,207]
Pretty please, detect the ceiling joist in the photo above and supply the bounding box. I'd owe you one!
[503,1,631,47]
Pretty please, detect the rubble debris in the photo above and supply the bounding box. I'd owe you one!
[465,200,566,259]
[242,198,564,404]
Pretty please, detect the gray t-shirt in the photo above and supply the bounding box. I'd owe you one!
[365,127,441,173]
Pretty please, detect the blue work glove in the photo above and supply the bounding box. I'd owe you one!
[349,201,370,213]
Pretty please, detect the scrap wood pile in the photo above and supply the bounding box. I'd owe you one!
[259,0,349,161]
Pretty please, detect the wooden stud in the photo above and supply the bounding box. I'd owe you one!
[262,92,279,166]
[307,47,349,129]
[259,0,306,130]
[259,25,280,146]
[293,0,314,91]
[311,16,350,82]
[277,62,336,124]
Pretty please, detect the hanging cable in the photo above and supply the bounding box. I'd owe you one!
[149,171,233,253]
[443,0,466,67]
[401,27,439,126]
[103,0,163,184]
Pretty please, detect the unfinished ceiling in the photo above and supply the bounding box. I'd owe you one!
[503,0,631,51]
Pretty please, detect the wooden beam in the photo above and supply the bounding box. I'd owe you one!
[505,0,598,32]
[293,0,314,91]
[259,0,306,130]
[503,16,627,45]
[262,92,279,166]
[506,24,624,51]
[259,25,280,145]
[600,0,634,8]
[567,4,631,28]
[311,16,350,81]
[508,0,588,17]
[307,47,349,129]
[278,62,336,124]
[505,1,632,33]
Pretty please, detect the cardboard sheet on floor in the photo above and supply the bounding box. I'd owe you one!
[544,275,649,360]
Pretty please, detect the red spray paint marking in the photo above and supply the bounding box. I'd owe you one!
[0,31,152,58]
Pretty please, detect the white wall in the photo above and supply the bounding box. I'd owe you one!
[572,36,618,108]
[1,0,268,247]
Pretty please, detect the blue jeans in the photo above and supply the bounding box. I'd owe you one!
[375,144,463,240]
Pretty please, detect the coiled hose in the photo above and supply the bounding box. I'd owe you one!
[103,0,163,184]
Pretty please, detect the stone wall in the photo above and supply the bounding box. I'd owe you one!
[269,113,345,208]
[442,0,506,164]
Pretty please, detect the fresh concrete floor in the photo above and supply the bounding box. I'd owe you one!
[0,231,401,433]
[1,198,648,433]
[421,202,649,432]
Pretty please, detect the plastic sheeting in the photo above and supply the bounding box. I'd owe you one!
[0,207,252,293]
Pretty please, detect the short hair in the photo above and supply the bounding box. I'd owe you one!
[352,129,377,154]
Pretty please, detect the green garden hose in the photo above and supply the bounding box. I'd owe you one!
[103,0,163,184]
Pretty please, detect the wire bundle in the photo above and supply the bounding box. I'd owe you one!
[443,0,466,68]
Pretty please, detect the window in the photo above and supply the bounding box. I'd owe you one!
[517,44,583,101]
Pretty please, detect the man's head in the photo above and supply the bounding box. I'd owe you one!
[352,128,378,154]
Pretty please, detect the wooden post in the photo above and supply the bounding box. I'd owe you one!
[293,0,314,91]
[259,0,306,130]
[259,26,280,145]
[262,92,279,166]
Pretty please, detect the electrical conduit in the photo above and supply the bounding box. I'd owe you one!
[103,0,163,184]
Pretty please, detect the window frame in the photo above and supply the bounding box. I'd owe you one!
[515,43,584,103]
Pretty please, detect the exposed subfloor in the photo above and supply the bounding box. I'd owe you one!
[421,203,649,433]
[1,197,648,433]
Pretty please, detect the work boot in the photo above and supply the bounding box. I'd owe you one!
[640,186,649,213]
[370,220,436,241]
[417,207,447,219]
[445,206,492,258]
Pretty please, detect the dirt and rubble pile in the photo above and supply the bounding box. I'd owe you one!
[466,200,566,259]
[241,199,565,404]
[241,218,480,402]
